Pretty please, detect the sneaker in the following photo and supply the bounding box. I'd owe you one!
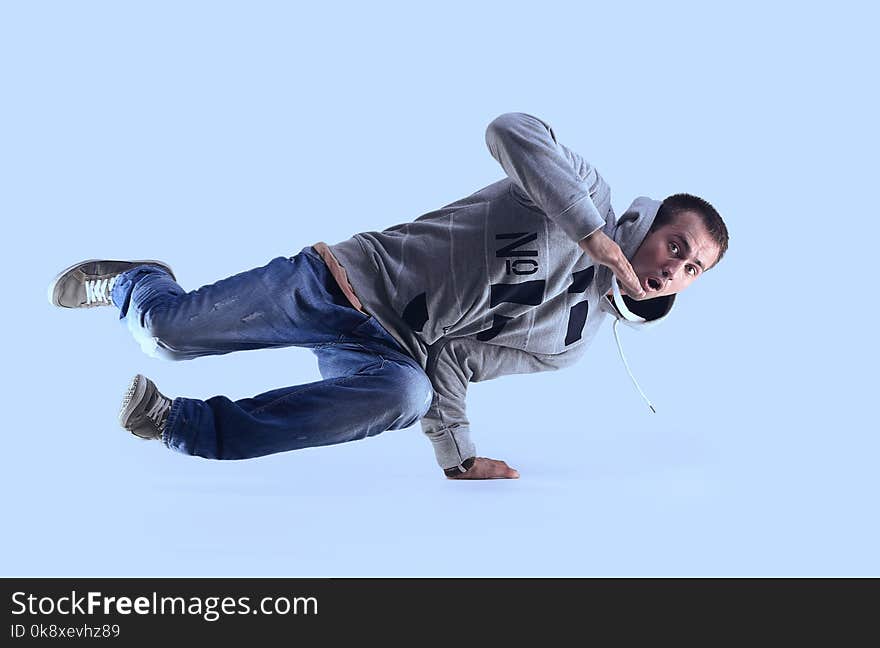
[48,259,176,309]
[119,374,174,441]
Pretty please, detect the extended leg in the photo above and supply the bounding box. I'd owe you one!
[109,249,367,360]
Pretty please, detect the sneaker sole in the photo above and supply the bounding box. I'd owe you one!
[119,374,148,429]
[47,259,176,308]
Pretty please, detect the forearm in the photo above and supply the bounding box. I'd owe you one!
[421,417,476,472]
[485,112,606,243]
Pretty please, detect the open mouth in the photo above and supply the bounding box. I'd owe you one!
[645,276,663,292]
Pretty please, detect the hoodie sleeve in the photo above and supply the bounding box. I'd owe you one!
[421,335,578,471]
[485,112,606,245]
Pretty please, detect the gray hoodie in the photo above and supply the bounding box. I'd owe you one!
[319,112,676,472]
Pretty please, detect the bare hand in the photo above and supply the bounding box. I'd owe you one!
[578,230,647,300]
[447,457,520,480]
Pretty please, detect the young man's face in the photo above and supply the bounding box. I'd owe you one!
[629,210,721,298]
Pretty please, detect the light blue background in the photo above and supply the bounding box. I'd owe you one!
[2,0,877,576]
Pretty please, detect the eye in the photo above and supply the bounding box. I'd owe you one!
[686,265,697,277]
[669,241,679,255]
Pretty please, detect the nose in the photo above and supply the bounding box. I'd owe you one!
[661,258,685,281]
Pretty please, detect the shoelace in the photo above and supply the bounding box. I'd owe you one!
[145,395,171,430]
[84,275,118,305]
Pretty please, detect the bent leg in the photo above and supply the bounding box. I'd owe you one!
[162,344,434,460]
[110,247,367,360]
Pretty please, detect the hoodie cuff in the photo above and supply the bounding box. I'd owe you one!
[426,424,476,471]
[558,193,606,244]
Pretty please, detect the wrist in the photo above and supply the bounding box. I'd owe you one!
[443,456,476,478]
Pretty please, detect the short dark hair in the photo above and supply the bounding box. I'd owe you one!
[649,193,729,269]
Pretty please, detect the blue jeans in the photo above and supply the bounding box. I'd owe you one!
[110,245,434,460]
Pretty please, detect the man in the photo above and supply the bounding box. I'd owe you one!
[48,112,729,480]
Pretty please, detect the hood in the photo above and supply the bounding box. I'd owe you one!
[595,196,678,413]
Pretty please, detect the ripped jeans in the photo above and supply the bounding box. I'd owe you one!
[110,245,434,460]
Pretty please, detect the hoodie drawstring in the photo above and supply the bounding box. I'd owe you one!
[609,277,657,414]
[611,318,656,413]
